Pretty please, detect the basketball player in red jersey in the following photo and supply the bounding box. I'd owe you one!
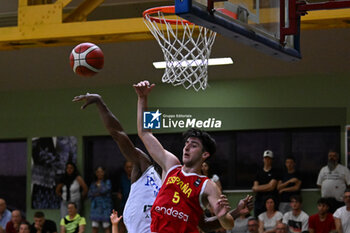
[134,80,235,233]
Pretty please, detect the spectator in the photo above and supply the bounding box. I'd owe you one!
[252,150,278,217]
[201,161,222,191]
[317,149,350,213]
[247,217,259,233]
[0,199,11,230]
[226,211,250,233]
[275,223,287,233]
[277,157,301,214]
[88,166,113,233]
[333,188,350,233]
[258,197,283,233]
[6,210,28,233]
[282,195,308,233]
[56,162,88,218]
[19,223,30,233]
[30,211,57,233]
[308,198,335,233]
[59,202,86,233]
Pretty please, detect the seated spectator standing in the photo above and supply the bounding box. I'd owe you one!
[0,199,11,231]
[277,156,301,214]
[308,198,335,233]
[30,212,57,233]
[60,202,86,233]
[333,188,350,233]
[282,195,309,233]
[252,150,278,217]
[317,149,350,213]
[6,210,28,233]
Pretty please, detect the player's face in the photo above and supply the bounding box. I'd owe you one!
[183,137,205,166]
[317,203,329,215]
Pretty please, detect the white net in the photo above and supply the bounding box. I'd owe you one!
[144,8,216,91]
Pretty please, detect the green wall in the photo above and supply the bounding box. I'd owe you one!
[2,73,350,230]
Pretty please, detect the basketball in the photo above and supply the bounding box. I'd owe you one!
[70,42,104,77]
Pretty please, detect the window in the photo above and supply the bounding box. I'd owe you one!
[0,140,27,212]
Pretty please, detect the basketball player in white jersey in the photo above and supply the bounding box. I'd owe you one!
[73,93,162,233]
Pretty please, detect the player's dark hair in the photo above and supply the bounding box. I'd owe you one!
[34,211,45,218]
[183,128,216,156]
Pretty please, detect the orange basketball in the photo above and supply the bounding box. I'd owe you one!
[70,42,104,77]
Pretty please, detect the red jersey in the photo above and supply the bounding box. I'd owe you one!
[150,165,209,233]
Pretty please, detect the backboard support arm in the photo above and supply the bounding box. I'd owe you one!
[280,0,350,45]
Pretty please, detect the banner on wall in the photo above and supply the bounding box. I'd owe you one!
[31,136,77,209]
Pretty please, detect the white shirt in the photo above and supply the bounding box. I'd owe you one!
[123,166,162,233]
[317,164,350,201]
[282,211,309,233]
[62,179,81,202]
[333,206,350,233]
[258,211,283,231]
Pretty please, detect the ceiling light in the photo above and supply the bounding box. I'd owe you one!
[153,57,234,69]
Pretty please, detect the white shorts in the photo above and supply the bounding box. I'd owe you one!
[91,221,110,228]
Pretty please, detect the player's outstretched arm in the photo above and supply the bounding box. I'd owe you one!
[133,81,180,172]
[72,93,151,169]
[199,195,253,232]
[204,181,234,230]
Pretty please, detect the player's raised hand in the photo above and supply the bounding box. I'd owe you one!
[110,210,123,225]
[133,80,155,98]
[72,93,102,109]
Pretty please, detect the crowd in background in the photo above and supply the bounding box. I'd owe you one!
[0,149,350,233]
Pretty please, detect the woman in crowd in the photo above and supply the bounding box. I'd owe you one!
[88,166,113,233]
[56,162,88,218]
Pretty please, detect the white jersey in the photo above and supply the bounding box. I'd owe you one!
[123,166,161,233]
[317,164,350,201]
[333,206,350,233]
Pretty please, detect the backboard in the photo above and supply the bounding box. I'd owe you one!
[175,0,301,61]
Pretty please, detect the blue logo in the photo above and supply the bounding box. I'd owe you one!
[143,110,162,129]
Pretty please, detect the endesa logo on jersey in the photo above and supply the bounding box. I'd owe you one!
[154,206,189,222]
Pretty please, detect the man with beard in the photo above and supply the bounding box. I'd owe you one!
[317,150,350,213]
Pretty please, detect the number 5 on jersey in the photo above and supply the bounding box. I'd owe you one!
[172,191,180,204]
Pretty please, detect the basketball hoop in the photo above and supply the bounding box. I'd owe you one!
[143,6,216,91]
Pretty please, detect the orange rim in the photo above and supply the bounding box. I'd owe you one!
[143,6,193,25]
